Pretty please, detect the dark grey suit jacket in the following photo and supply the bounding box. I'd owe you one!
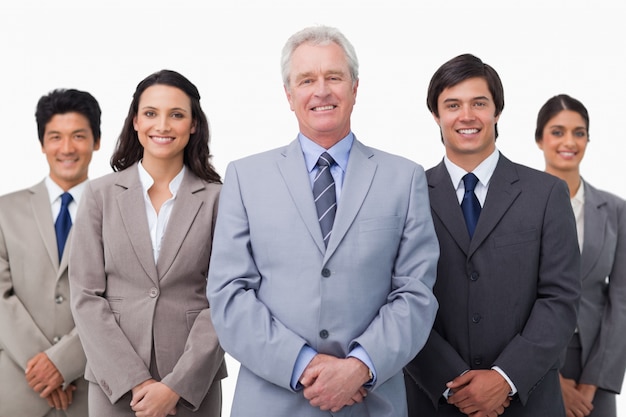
[405,154,581,416]
[574,180,626,393]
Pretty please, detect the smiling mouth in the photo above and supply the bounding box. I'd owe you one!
[457,128,479,135]
[150,136,175,143]
[312,105,336,111]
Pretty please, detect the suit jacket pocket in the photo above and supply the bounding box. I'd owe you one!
[359,215,401,233]
[106,296,124,324]
[186,310,202,331]
[493,229,538,247]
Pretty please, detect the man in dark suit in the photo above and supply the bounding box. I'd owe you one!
[404,54,581,417]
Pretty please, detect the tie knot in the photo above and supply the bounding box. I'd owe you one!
[317,152,335,168]
[60,192,73,207]
[463,173,479,192]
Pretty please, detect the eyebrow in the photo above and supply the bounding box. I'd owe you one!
[46,128,89,136]
[294,69,346,80]
[140,106,190,113]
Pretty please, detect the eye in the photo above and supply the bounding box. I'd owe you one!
[574,130,587,138]
[446,103,459,109]
[550,129,563,137]
[74,134,87,140]
[474,101,487,107]
[144,111,156,117]
[171,112,185,119]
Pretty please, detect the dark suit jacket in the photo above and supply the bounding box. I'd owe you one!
[574,180,626,393]
[405,154,581,416]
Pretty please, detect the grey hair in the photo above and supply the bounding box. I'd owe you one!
[281,25,359,90]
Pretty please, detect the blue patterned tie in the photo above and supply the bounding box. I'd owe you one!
[461,173,481,238]
[55,192,73,261]
[313,152,337,247]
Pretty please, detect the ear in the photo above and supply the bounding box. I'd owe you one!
[431,112,441,126]
[536,139,544,151]
[284,85,295,111]
[133,115,139,132]
[93,137,101,151]
[191,120,197,134]
[352,78,359,101]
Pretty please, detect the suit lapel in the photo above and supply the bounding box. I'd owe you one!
[581,181,607,280]
[428,161,471,255]
[29,181,59,269]
[323,140,376,262]
[278,140,326,254]
[116,167,158,284]
[469,155,521,257]
[156,171,205,280]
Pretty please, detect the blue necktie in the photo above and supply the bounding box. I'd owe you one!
[313,152,337,247]
[55,192,73,261]
[461,173,481,238]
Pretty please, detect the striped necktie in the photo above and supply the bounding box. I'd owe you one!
[313,152,337,247]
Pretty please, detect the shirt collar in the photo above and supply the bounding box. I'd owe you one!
[138,161,186,197]
[45,176,88,205]
[572,178,585,205]
[298,132,354,174]
[444,148,500,190]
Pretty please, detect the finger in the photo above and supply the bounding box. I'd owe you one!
[57,390,70,410]
[48,390,62,410]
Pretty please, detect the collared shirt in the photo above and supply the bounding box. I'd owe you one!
[45,176,88,223]
[290,132,376,390]
[138,162,185,262]
[571,180,585,252]
[444,149,500,207]
[298,132,353,202]
[442,148,518,397]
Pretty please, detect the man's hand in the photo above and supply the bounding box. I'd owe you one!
[300,354,370,412]
[45,385,76,410]
[560,374,594,417]
[446,369,511,416]
[25,352,64,398]
[130,379,179,417]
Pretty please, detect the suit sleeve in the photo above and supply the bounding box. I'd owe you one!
[580,196,626,393]
[493,179,581,404]
[0,221,52,369]
[45,326,87,389]
[69,182,152,403]
[351,164,440,386]
[207,162,309,390]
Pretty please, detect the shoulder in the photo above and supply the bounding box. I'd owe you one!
[357,141,424,174]
[584,180,626,214]
[0,182,43,208]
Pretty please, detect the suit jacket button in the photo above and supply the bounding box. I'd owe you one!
[469,272,479,281]
[472,313,482,323]
[149,287,159,298]
[321,268,331,278]
[52,336,61,344]
[473,356,482,366]
[55,295,64,304]
[319,329,329,339]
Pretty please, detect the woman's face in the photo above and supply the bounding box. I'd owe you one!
[537,109,588,174]
[133,84,195,166]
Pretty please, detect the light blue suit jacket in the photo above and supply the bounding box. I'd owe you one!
[207,138,439,416]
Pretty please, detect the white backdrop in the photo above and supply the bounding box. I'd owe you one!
[1,1,624,415]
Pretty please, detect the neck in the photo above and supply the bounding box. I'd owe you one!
[142,158,184,184]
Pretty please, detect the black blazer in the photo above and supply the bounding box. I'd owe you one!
[405,154,581,416]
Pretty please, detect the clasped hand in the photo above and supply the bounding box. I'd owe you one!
[299,354,370,412]
[25,352,75,410]
[446,369,512,417]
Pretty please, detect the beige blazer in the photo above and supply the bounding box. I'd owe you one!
[0,180,88,417]
[69,165,227,416]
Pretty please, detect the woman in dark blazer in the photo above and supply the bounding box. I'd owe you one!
[69,70,226,417]
[535,94,626,417]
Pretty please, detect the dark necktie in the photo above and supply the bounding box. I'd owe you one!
[55,192,73,261]
[461,173,481,238]
[313,152,337,247]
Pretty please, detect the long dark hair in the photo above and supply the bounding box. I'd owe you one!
[110,69,221,183]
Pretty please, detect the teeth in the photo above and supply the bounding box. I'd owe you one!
[313,105,335,111]
[559,151,575,157]
[151,136,174,143]
[458,129,478,134]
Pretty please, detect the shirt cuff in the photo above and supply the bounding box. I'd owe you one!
[290,345,317,390]
[348,345,376,386]
[492,366,517,395]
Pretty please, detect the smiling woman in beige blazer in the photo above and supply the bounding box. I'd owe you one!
[69,70,226,417]
[535,94,626,417]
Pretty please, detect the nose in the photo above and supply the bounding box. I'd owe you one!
[156,115,170,132]
[459,105,475,121]
[314,79,331,97]
[563,131,576,146]
[60,137,75,154]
